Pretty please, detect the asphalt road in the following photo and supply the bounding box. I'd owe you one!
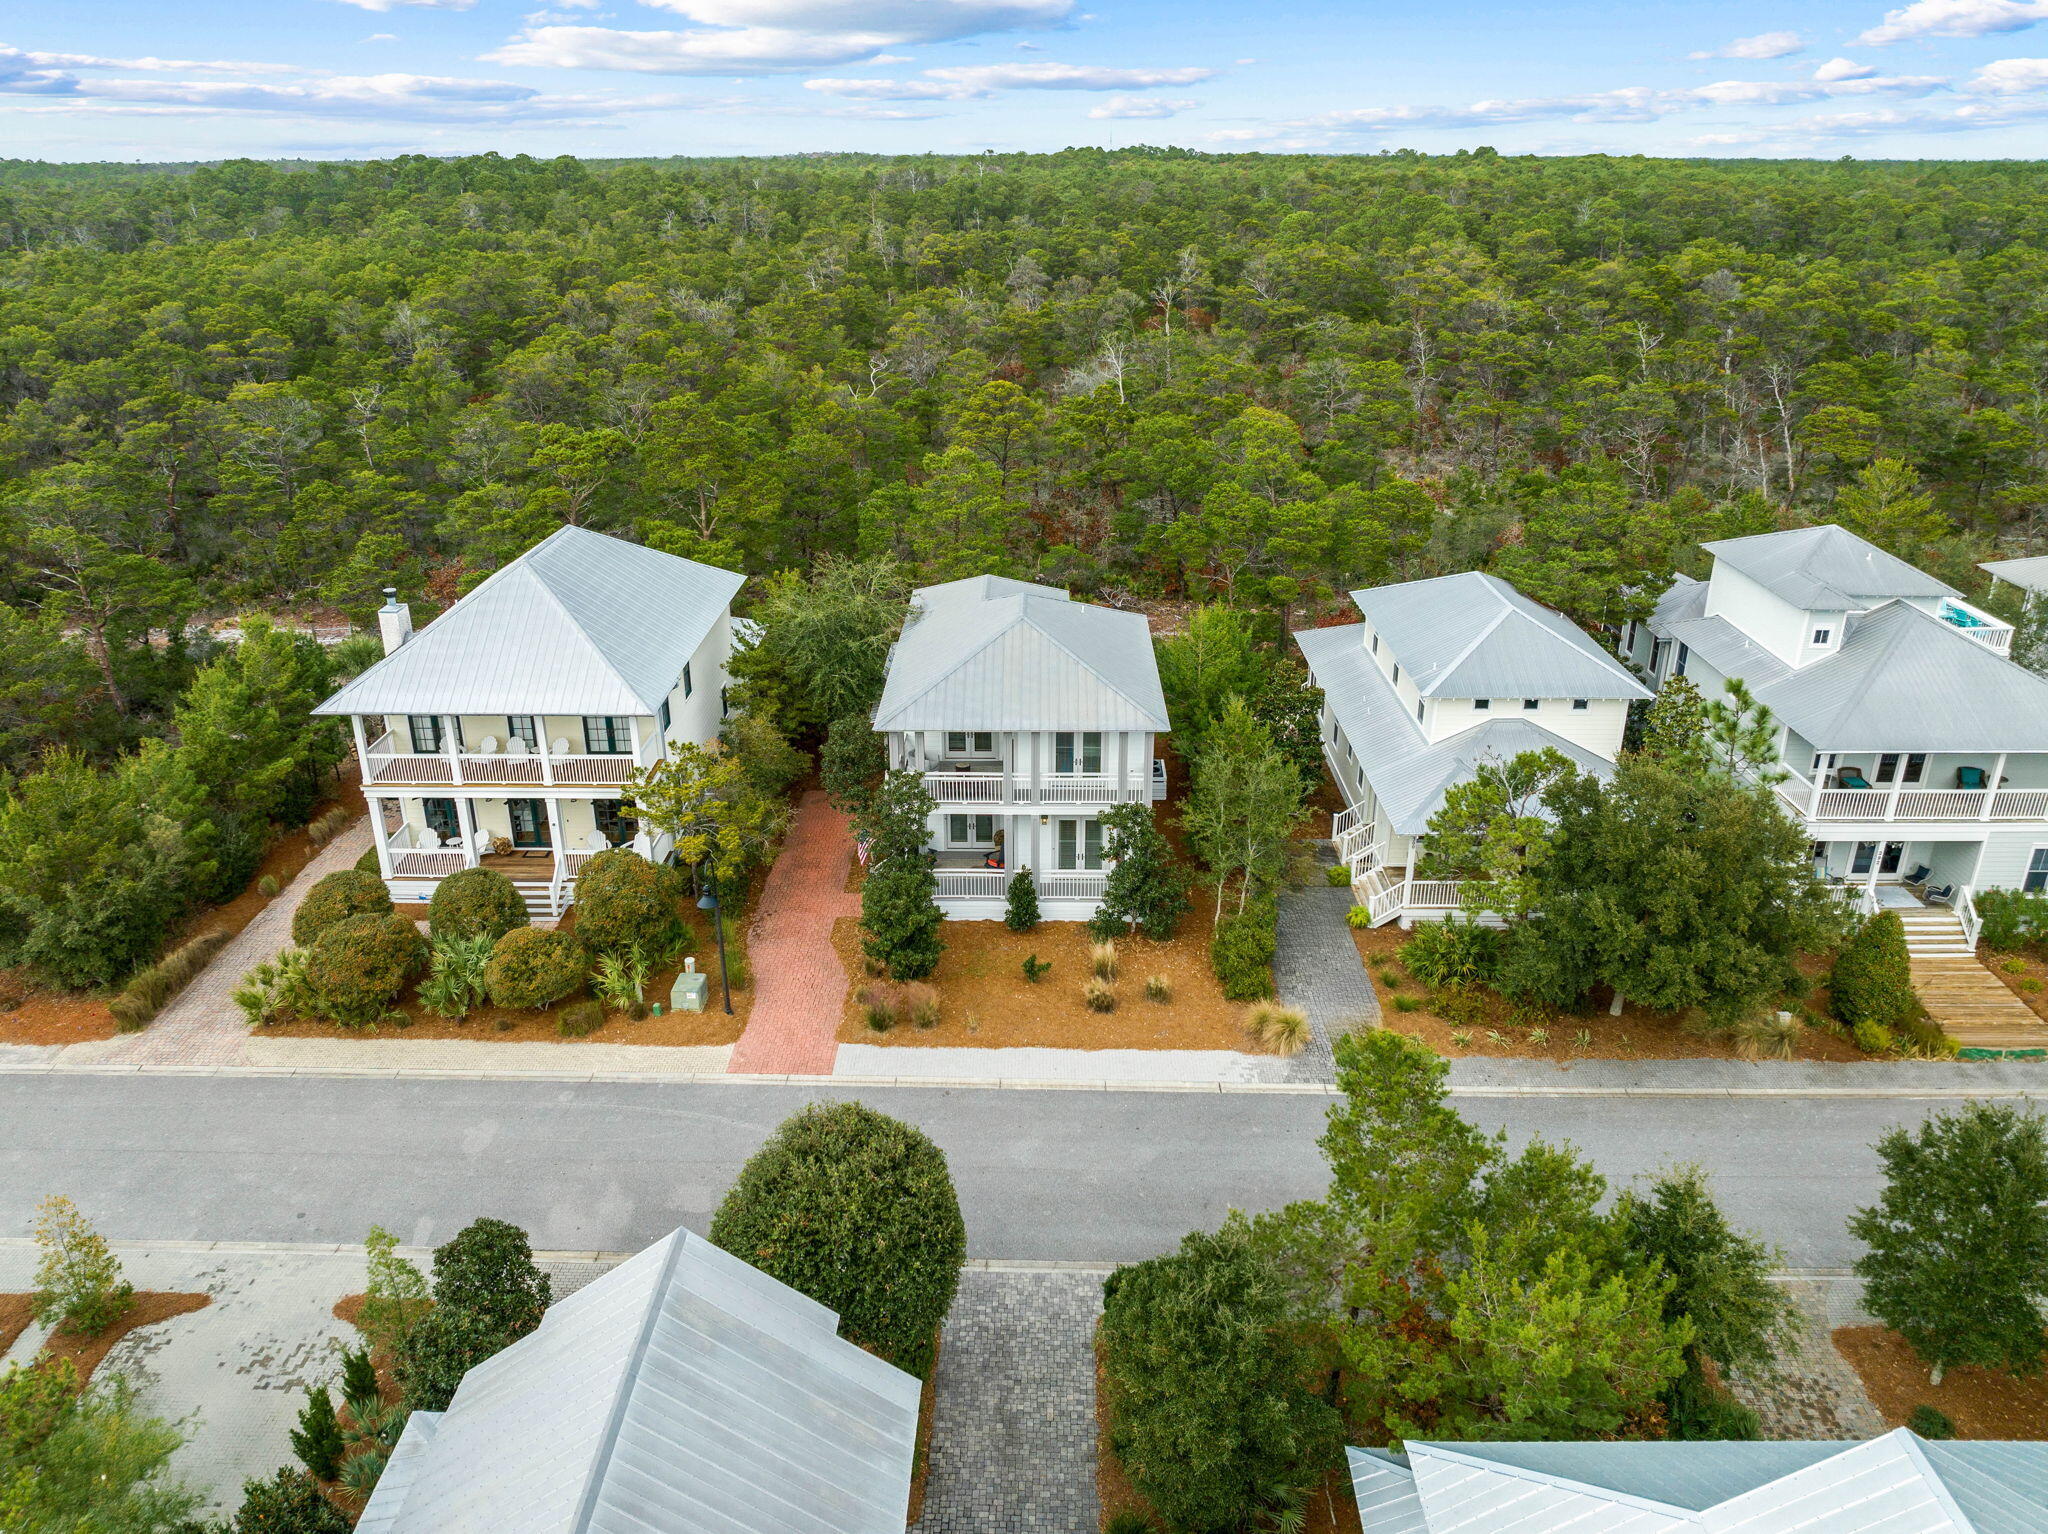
[0,1075,1981,1267]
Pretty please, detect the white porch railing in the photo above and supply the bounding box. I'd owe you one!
[924,773,1007,804]
[1773,769,2048,823]
[383,823,465,877]
[921,771,1151,806]
[932,868,1111,902]
[1354,865,1469,926]
[1037,871,1109,900]
[363,729,640,789]
[1955,885,1980,949]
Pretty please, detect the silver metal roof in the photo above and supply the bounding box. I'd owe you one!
[1702,525,1959,611]
[1348,572,1649,702]
[1982,554,2048,595]
[356,1228,920,1534]
[1349,1432,2048,1532]
[1297,624,1617,836]
[315,527,745,718]
[1650,577,1792,689]
[872,578,1169,732]
[1753,599,2048,752]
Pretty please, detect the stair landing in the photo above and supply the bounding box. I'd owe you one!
[1909,956,2048,1055]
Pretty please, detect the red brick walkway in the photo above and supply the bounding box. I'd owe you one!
[727,791,860,1075]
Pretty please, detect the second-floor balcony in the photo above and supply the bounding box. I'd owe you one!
[363,729,646,789]
[1768,761,2048,823]
[922,758,1167,806]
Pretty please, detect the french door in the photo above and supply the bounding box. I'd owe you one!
[507,799,550,848]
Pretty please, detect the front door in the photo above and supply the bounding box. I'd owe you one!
[1880,841,1904,875]
[507,799,550,848]
[423,798,461,845]
[1055,819,1104,871]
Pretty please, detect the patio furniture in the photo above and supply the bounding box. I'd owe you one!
[1957,765,1989,790]
[505,738,529,756]
[586,832,609,852]
[477,735,499,754]
[1903,865,1931,888]
[551,738,572,756]
[1925,883,1956,906]
[1837,769,1873,790]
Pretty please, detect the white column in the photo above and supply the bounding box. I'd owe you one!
[459,799,481,869]
[444,714,463,786]
[1807,762,1825,817]
[371,796,394,880]
[628,715,644,770]
[1030,732,1042,804]
[544,797,566,868]
[537,721,555,786]
[1982,752,2008,819]
[351,716,370,781]
[1117,731,1129,795]
[1885,770,1904,821]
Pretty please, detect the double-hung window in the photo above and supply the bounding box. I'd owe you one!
[658,699,671,733]
[947,814,997,846]
[582,716,632,754]
[1054,732,1103,775]
[2027,847,2048,893]
[1056,819,1105,870]
[945,731,995,757]
[408,715,444,754]
[682,663,693,698]
[506,715,538,751]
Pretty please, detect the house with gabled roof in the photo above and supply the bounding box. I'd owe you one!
[871,574,1170,919]
[1349,1430,2048,1532]
[315,525,745,919]
[1296,571,1649,925]
[357,1226,919,1534]
[1631,523,2048,953]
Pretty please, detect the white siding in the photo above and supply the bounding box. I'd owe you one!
[658,610,732,753]
[1424,697,1627,759]
[1974,828,2048,892]
[1703,563,1811,667]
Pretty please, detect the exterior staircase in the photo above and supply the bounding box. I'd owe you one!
[1895,908,1975,958]
[511,879,560,920]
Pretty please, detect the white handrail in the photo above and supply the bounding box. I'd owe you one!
[1955,885,1980,949]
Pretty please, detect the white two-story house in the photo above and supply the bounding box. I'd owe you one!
[870,575,1170,920]
[1633,523,2048,926]
[315,525,745,918]
[1297,572,1651,926]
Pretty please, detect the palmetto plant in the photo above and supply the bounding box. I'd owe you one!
[592,947,651,1012]
[417,933,493,1020]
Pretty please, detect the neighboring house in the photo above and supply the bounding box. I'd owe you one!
[1982,553,2048,614]
[1350,1431,2048,1532]
[1295,571,1650,926]
[871,574,1170,920]
[1631,525,2048,936]
[357,1226,920,1534]
[315,526,745,919]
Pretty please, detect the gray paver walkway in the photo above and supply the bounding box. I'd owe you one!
[912,1270,1106,1534]
[1274,876,1378,1084]
[81,823,372,1067]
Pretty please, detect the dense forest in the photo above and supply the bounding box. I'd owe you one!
[2,147,2046,769]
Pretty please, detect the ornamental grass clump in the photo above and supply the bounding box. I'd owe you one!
[857,982,901,1031]
[710,1101,966,1379]
[110,929,232,1030]
[1090,940,1119,981]
[1733,1010,1803,1061]
[1144,973,1171,1003]
[1246,1001,1310,1056]
[900,980,941,1029]
[1083,978,1117,1013]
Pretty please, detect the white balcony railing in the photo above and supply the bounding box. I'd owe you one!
[933,868,1111,901]
[920,770,1152,806]
[1770,764,2048,823]
[361,729,645,790]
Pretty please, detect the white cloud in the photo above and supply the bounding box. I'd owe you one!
[1857,0,2048,45]
[805,60,1212,98]
[1813,56,1878,80]
[363,32,399,42]
[1968,55,2048,89]
[324,0,475,11]
[1087,93,1196,118]
[1690,30,1806,60]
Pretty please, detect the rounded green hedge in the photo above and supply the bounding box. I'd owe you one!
[570,849,685,958]
[709,1101,965,1378]
[303,912,427,1026]
[291,869,393,948]
[483,927,586,1010]
[1832,911,1926,1037]
[429,867,530,943]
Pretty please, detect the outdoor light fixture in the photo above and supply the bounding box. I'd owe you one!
[697,880,733,1014]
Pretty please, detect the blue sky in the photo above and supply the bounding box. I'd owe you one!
[7,0,2048,161]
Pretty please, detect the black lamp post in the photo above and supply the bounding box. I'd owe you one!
[696,873,733,1015]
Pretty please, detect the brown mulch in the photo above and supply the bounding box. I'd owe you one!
[904,1331,942,1526]
[831,909,1257,1052]
[1984,948,2048,1024]
[257,903,749,1047]
[0,770,367,1046]
[37,1292,212,1385]
[0,1292,35,1356]
[1093,1342,1360,1534]
[1352,926,1865,1063]
[1835,1325,2048,1438]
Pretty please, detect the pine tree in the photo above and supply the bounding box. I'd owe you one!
[1004,866,1039,932]
[289,1385,346,1481]
[339,1345,381,1414]
[1850,1103,2048,1384]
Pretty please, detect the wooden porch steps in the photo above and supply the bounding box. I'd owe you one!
[1910,957,2048,1053]
[1895,910,1975,958]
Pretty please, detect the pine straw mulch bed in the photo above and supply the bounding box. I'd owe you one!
[0,1292,36,1355]
[0,772,368,1047]
[1983,946,2048,1024]
[830,909,1269,1053]
[1834,1326,2048,1438]
[34,1293,213,1385]
[1351,925,1866,1064]
[1094,1341,1362,1534]
[256,902,750,1047]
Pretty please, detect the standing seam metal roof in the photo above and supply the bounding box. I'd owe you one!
[1981,554,2048,596]
[314,526,745,719]
[354,1228,920,1534]
[1347,572,1649,702]
[872,578,1169,732]
[1701,525,1960,610]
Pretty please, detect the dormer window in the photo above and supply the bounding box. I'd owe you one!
[1812,628,1832,646]
[1473,699,1490,710]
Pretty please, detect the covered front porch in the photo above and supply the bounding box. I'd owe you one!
[371,793,669,918]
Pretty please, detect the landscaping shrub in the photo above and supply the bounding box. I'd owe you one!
[1976,889,2048,954]
[1210,898,1277,1001]
[258,874,280,897]
[432,1217,551,1338]
[358,1225,430,1359]
[1325,863,1352,887]
[857,982,900,1031]
[1003,866,1040,932]
[1247,1001,1310,1055]
[302,913,428,1026]
[1402,916,1503,991]
[289,1386,345,1480]
[710,1101,966,1379]
[1852,1018,1897,1054]
[339,1346,379,1413]
[900,980,940,1029]
[428,867,529,943]
[1099,1228,1340,1534]
[1021,954,1051,983]
[1144,974,1171,1003]
[861,856,944,980]
[1831,912,1925,1037]
[354,846,381,877]
[571,849,685,958]
[1909,1404,1956,1439]
[1090,803,1190,942]
[396,1305,516,1414]
[31,1195,132,1337]
[1083,978,1117,1013]
[416,933,494,1020]
[109,928,233,1031]
[483,927,586,1010]
[1346,903,1372,928]
[235,948,311,1026]
[226,1467,351,1534]
[1090,940,1119,981]
[291,869,393,948]
[820,712,886,813]
[557,1000,604,1037]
